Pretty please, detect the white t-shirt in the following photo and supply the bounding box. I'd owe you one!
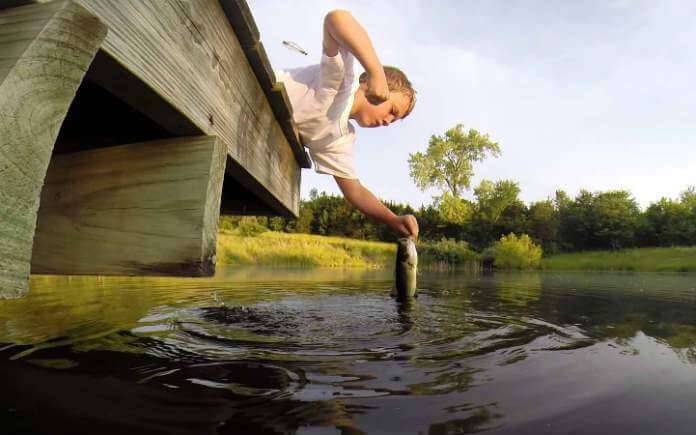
[276,48,360,179]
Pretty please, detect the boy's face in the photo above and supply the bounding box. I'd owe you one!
[350,84,411,128]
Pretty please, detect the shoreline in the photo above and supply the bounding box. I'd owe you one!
[217,231,696,272]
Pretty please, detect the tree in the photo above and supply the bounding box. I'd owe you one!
[294,205,314,234]
[408,124,501,198]
[435,192,473,224]
[558,190,595,251]
[680,186,696,244]
[473,179,521,224]
[527,199,560,253]
[681,186,696,209]
[559,190,640,250]
[591,190,640,250]
[639,198,690,246]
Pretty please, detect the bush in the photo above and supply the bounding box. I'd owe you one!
[218,216,240,232]
[419,238,479,266]
[485,233,542,269]
[235,217,267,237]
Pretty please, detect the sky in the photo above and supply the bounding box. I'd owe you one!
[248,0,696,209]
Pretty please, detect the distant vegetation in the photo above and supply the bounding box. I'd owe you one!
[217,222,479,269]
[484,234,542,269]
[216,123,696,271]
[220,183,696,260]
[217,219,696,272]
[541,247,696,272]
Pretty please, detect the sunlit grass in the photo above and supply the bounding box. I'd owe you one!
[217,230,696,272]
[217,231,396,268]
[541,246,696,272]
[216,231,480,269]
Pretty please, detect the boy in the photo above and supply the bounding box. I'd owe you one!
[276,10,419,239]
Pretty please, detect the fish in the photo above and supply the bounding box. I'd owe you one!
[393,237,418,299]
[282,40,308,56]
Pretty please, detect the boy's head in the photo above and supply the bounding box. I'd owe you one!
[350,66,416,128]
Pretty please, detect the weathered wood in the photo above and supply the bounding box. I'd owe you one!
[31,136,226,276]
[0,1,106,298]
[1,0,306,217]
[78,0,302,216]
[219,0,308,168]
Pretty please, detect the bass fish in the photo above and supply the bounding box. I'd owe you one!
[393,237,418,299]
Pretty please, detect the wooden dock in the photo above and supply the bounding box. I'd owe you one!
[0,0,310,297]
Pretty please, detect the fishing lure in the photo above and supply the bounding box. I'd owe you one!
[282,40,308,56]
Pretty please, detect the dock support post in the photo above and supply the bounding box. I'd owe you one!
[31,136,226,277]
[0,1,106,298]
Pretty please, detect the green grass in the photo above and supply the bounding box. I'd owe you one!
[217,231,396,268]
[216,231,480,269]
[540,246,696,272]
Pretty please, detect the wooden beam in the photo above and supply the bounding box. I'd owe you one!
[220,0,310,168]
[79,0,302,216]
[31,136,226,277]
[117,0,301,215]
[0,0,305,217]
[0,1,106,298]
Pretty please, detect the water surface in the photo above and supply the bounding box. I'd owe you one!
[2,268,696,434]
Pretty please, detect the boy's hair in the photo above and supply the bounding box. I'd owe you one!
[359,66,416,119]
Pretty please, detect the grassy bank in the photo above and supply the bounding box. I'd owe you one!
[216,223,696,272]
[217,231,395,268]
[216,230,479,269]
[541,246,696,272]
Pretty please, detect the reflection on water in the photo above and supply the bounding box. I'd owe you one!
[2,268,696,434]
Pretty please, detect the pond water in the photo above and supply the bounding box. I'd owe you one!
[2,268,696,434]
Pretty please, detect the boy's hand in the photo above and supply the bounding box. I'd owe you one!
[334,177,418,240]
[323,10,389,105]
[366,71,389,105]
[393,215,419,240]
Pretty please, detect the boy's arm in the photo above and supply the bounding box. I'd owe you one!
[323,10,389,104]
[334,176,419,239]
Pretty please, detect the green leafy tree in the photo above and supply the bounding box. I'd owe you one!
[527,199,560,253]
[592,190,640,250]
[474,179,521,224]
[639,198,690,246]
[638,187,696,246]
[295,205,314,234]
[559,190,640,250]
[681,186,696,209]
[435,192,473,224]
[558,190,595,251]
[408,124,501,198]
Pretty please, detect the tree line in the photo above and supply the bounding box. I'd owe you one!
[232,185,696,255]
[234,123,695,255]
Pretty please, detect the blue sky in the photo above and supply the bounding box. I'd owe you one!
[248,0,696,208]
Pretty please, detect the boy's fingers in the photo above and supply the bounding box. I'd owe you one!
[393,215,418,239]
[408,220,419,240]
